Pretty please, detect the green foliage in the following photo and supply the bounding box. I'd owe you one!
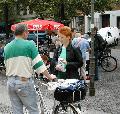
[28,0,114,19]
[0,0,15,20]
[0,0,116,21]
[76,0,113,15]
[94,0,113,12]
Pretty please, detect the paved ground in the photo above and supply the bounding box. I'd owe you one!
[0,42,120,114]
[80,44,120,114]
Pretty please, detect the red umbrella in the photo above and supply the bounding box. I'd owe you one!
[11,19,64,48]
[41,20,64,30]
[11,19,64,31]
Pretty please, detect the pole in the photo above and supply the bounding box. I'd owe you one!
[4,0,9,39]
[15,0,19,16]
[89,0,95,96]
[37,29,39,49]
[58,0,65,23]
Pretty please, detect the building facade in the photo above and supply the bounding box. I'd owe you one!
[70,10,120,34]
[85,10,120,33]
[93,10,120,32]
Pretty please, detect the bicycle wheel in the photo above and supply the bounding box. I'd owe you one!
[101,56,117,72]
[54,103,78,114]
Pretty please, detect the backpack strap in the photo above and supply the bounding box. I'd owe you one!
[74,37,82,48]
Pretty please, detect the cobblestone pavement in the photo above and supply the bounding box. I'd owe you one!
[80,45,120,114]
[0,44,120,114]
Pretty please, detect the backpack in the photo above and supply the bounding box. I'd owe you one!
[94,34,107,51]
[73,38,82,48]
[54,79,86,102]
[72,38,83,60]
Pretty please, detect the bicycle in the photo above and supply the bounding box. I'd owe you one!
[98,45,117,72]
[33,79,86,114]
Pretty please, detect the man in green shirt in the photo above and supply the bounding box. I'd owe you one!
[4,24,56,114]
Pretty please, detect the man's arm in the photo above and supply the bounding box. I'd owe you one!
[30,41,56,80]
[42,70,56,80]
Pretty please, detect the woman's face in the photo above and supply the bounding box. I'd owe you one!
[58,33,70,44]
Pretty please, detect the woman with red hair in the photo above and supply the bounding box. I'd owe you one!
[50,26,83,79]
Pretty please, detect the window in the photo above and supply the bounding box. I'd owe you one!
[102,14,110,28]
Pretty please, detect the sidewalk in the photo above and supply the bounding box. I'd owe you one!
[0,84,11,106]
[0,82,110,114]
[0,48,120,114]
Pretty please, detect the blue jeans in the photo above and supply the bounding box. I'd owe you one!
[7,76,39,114]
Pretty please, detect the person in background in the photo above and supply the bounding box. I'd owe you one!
[94,27,107,80]
[0,42,4,55]
[71,28,77,39]
[51,31,58,44]
[54,38,62,49]
[40,55,51,81]
[41,54,48,63]
[72,33,91,83]
[0,42,4,67]
[4,24,56,114]
[50,38,62,76]
[74,32,82,38]
[50,26,83,79]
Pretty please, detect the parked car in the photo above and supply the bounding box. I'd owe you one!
[98,27,119,45]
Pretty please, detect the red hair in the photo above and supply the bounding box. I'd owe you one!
[58,26,72,39]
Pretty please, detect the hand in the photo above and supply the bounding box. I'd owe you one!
[59,59,67,64]
[50,74,56,80]
[55,64,66,72]
[55,64,63,71]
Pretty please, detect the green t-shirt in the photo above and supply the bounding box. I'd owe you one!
[57,46,66,79]
[4,38,46,77]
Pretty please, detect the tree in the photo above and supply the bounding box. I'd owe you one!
[0,0,30,34]
[0,0,15,35]
[76,0,114,15]
[0,0,117,21]
[28,0,116,20]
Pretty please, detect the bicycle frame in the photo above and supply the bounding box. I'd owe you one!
[24,82,56,114]
[36,82,56,114]
[98,47,111,64]
[36,86,53,114]
[25,79,85,114]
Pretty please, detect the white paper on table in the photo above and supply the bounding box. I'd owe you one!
[47,82,63,90]
[47,79,80,90]
[64,79,79,84]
